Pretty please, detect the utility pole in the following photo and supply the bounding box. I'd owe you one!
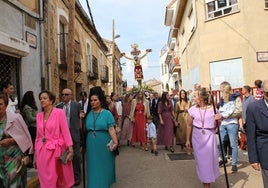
[112,19,117,93]
[111,19,120,93]
[67,0,75,92]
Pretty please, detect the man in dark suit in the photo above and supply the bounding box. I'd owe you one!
[151,92,160,129]
[57,88,82,186]
[246,80,268,188]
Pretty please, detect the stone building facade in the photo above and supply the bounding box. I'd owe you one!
[43,0,117,102]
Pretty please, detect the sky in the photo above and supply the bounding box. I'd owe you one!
[79,0,171,87]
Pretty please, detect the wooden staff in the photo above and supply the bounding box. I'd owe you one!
[80,92,86,188]
[210,85,230,188]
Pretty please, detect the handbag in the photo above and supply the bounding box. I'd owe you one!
[16,155,30,174]
[107,140,119,156]
[59,150,69,164]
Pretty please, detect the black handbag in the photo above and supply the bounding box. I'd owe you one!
[59,150,69,164]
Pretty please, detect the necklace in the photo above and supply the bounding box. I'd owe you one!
[92,109,102,137]
[198,106,207,135]
[42,107,53,143]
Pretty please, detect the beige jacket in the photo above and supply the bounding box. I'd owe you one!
[129,99,150,121]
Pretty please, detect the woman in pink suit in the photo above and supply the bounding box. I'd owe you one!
[33,90,74,188]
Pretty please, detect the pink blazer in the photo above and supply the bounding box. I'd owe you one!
[35,108,73,157]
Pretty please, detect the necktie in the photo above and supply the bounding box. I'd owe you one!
[64,104,70,127]
[64,104,69,117]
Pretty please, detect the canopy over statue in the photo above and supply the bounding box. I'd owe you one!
[121,43,152,88]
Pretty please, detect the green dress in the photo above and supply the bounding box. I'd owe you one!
[0,120,25,188]
[85,109,116,188]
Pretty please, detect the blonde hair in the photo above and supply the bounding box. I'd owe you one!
[221,83,232,103]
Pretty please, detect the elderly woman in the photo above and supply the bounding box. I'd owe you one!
[34,90,74,187]
[0,93,33,187]
[186,88,221,188]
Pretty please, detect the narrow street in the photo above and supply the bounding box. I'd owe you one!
[27,142,263,188]
[111,143,262,188]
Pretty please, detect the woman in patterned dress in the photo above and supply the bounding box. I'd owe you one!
[0,93,33,187]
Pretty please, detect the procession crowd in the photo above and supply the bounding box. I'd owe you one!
[0,78,268,188]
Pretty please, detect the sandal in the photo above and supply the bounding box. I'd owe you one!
[144,147,148,151]
[170,147,175,153]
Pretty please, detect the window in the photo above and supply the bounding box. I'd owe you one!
[206,0,238,19]
[86,43,93,73]
[74,41,81,73]
[265,0,268,8]
[59,22,67,64]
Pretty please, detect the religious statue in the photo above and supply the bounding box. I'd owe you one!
[121,43,152,88]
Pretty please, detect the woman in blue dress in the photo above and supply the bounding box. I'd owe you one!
[85,87,118,188]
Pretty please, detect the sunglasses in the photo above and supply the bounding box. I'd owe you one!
[61,93,70,96]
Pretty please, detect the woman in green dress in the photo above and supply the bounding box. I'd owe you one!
[85,87,118,188]
[0,93,33,187]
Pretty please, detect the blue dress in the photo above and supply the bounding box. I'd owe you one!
[85,109,116,188]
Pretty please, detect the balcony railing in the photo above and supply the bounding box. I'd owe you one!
[59,33,68,65]
[101,65,109,83]
[87,55,98,80]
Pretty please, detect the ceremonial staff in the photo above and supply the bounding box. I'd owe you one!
[80,92,86,188]
[210,85,229,188]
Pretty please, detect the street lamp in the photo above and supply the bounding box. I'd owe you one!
[112,19,120,93]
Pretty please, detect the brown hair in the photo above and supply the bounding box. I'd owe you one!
[39,90,56,104]
[0,93,9,106]
[196,87,212,105]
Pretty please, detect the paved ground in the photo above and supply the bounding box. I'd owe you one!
[27,143,263,188]
[111,142,262,188]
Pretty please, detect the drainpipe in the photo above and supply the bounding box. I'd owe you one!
[47,0,51,90]
[39,0,45,90]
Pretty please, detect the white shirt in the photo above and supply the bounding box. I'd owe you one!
[116,101,122,116]
[79,99,88,113]
[6,97,18,113]
[146,122,157,138]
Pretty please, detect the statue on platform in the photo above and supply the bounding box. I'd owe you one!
[121,43,152,88]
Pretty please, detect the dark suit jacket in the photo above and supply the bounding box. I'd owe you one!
[151,98,160,117]
[56,101,81,144]
[246,99,268,169]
